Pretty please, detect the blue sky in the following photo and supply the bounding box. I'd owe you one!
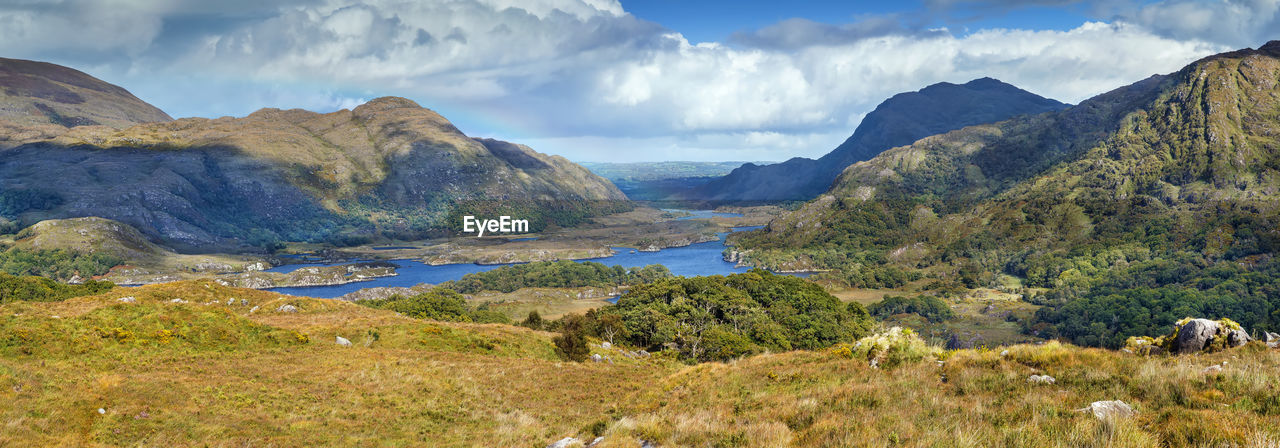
[0,0,1273,161]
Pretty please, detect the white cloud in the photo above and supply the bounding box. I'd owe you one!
[0,0,1242,162]
[1114,0,1280,48]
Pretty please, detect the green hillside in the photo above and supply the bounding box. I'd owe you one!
[734,42,1280,347]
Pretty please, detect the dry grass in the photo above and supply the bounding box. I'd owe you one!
[4,281,1280,447]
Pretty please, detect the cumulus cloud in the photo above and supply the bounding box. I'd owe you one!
[0,0,1242,161]
[1113,0,1280,48]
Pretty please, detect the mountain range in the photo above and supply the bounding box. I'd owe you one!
[0,59,628,251]
[687,78,1069,202]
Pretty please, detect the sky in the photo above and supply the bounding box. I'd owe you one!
[0,0,1276,162]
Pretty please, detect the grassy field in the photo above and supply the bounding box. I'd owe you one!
[3,281,1280,447]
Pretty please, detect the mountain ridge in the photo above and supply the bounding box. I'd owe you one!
[0,60,630,251]
[687,77,1069,202]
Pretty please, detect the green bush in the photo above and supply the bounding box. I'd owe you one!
[612,269,874,361]
[553,313,591,362]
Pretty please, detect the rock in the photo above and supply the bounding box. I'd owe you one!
[240,299,249,306]
[249,306,259,313]
[276,304,298,313]
[1226,328,1251,347]
[587,437,604,447]
[546,437,583,448]
[226,298,236,306]
[1028,374,1056,385]
[97,408,106,415]
[1000,350,1009,357]
[1202,364,1223,375]
[67,274,85,285]
[336,336,352,347]
[1173,319,1220,354]
[1266,332,1280,349]
[601,341,612,349]
[1172,318,1251,353]
[169,298,187,304]
[1081,400,1135,421]
[590,354,603,363]
[117,296,136,303]
[640,439,658,448]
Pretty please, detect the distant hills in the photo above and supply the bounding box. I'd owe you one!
[0,60,628,251]
[688,78,1069,202]
[582,161,772,201]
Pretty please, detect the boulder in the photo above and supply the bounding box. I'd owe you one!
[1202,364,1223,375]
[1081,400,1135,421]
[276,304,299,313]
[590,354,603,363]
[336,336,352,347]
[1266,332,1280,349]
[587,437,604,447]
[601,341,612,349]
[1173,319,1219,354]
[117,296,136,303]
[1171,318,1251,354]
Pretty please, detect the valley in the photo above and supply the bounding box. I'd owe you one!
[4,24,1280,447]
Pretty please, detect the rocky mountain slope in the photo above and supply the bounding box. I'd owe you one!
[0,61,629,251]
[688,78,1068,202]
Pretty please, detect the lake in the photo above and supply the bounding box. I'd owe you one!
[267,224,795,299]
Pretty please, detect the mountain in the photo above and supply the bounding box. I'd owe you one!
[0,57,171,130]
[687,78,1069,202]
[734,41,1280,347]
[0,61,628,251]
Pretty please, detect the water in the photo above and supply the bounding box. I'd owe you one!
[661,209,744,220]
[267,212,792,299]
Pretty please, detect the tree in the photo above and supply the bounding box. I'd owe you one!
[553,313,591,362]
[597,311,626,345]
